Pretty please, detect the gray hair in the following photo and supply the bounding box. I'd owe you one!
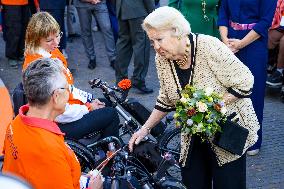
[23,58,67,106]
[143,6,191,37]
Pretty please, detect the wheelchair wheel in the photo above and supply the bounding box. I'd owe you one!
[65,139,96,173]
[158,127,181,180]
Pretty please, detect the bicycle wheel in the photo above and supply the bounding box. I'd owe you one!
[158,127,181,180]
[159,127,181,159]
[65,139,96,173]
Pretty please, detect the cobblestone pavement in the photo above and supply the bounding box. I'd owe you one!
[0,2,283,188]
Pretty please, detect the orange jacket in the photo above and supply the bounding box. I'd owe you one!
[2,105,81,189]
[23,48,71,82]
[1,0,28,5]
[23,49,84,105]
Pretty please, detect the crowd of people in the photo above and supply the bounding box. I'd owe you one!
[0,0,283,189]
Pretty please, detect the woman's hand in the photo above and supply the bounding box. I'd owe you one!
[90,99,105,110]
[89,175,103,189]
[128,127,149,152]
[227,38,244,53]
[221,36,230,46]
[91,0,101,4]
[223,93,238,105]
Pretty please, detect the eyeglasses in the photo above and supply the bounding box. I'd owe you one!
[51,86,69,95]
[46,32,63,43]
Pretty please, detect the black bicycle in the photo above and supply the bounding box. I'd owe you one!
[89,78,181,160]
[68,78,182,178]
[68,135,186,189]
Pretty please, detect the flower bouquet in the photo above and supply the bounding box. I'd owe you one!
[174,85,227,141]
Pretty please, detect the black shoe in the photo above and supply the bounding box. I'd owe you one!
[132,83,153,94]
[88,59,96,70]
[110,60,115,70]
[266,70,283,87]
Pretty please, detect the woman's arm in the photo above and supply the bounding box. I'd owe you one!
[129,109,168,152]
[205,36,254,97]
[219,26,229,45]
[228,0,277,52]
[228,30,260,53]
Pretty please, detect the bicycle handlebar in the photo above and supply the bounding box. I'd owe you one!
[89,78,128,104]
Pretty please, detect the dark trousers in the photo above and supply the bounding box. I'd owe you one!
[2,5,30,60]
[106,0,118,43]
[115,17,150,86]
[41,9,66,50]
[181,137,246,189]
[59,107,119,140]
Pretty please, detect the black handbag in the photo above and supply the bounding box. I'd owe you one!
[213,113,249,156]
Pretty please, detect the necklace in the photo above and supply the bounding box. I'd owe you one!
[201,0,209,21]
[175,40,190,67]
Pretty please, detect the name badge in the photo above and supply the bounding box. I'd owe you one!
[280,15,284,27]
[70,85,93,103]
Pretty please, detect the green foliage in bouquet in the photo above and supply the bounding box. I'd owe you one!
[174,85,227,141]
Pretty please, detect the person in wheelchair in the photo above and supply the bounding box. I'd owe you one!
[22,12,119,141]
[3,58,102,189]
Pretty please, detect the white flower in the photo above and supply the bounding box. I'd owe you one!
[196,123,203,132]
[180,97,188,103]
[205,87,214,96]
[187,119,193,126]
[196,101,208,112]
[220,107,227,115]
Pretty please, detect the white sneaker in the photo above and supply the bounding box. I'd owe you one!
[247,149,259,156]
[62,49,68,59]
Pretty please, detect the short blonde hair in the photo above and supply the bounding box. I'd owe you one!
[143,6,191,37]
[25,12,60,55]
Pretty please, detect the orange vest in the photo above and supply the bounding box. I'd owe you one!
[23,49,84,105]
[2,105,81,189]
[1,0,28,5]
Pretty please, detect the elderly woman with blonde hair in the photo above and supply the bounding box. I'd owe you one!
[129,6,259,189]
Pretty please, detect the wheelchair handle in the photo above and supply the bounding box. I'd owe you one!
[89,78,128,103]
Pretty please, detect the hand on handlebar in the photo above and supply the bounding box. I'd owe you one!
[128,127,149,152]
[89,175,103,189]
[90,99,105,110]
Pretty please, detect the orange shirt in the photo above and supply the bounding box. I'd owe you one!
[271,0,284,29]
[2,105,81,189]
[1,0,28,5]
[23,49,84,105]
